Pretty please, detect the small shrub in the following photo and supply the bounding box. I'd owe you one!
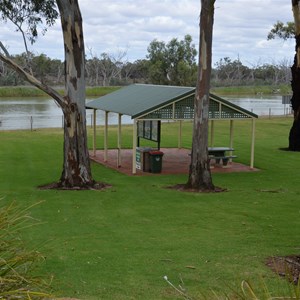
[0,200,52,299]
[164,275,300,300]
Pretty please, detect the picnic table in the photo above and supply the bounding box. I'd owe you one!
[208,147,236,166]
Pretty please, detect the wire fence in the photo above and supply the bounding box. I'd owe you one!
[0,114,65,131]
[0,112,133,131]
[0,104,293,131]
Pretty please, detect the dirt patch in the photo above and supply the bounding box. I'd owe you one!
[53,298,80,300]
[167,183,227,193]
[266,255,300,284]
[51,298,81,300]
[38,181,111,191]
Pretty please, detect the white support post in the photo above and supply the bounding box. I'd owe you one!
[210,120,215,147]
[93,109,97,156]
[132,119,137,174]
[104,111,108,162]
[178,120,182,149]
[250,118,256,169]
[117,113,122,167]
[229,120,234,162]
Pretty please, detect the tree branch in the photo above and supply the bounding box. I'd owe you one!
[0,53,65,107]
[0,41,10,58]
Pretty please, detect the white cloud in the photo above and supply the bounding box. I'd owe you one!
[0,0,295,66]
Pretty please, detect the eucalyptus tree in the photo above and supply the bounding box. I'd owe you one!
[97,52,126,86]
[0,0,96,188]
[267,21,295,40]
[268,3,300,150]
[86,49,127,86]
[185,0,215,191]
[0,42,21,85]
[31,53,52,84]
[289,0,300,150]
[147,35,197,86]
[0,0,58,71]
[147,39,168,84]
[124,59,150,83]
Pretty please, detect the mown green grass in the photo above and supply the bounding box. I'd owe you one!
[0,86,50,97]
[0,86,119,98]
[0,117,299,299]
[211,84,291,95]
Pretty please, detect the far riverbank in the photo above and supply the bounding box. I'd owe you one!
[0,86,119,98]
[0,84,291,98]
[211,84,291,96]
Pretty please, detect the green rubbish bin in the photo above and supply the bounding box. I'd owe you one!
[149,150,164,173]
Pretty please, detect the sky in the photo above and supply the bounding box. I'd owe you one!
[0,0,295,67]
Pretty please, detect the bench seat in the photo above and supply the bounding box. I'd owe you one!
[209,155,237,166]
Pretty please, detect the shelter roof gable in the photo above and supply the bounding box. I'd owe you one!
[86,84,258,120]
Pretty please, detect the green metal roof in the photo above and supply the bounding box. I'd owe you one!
[86,84,194,118]
[86,84,258,120]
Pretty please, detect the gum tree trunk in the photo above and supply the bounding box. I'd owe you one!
[289,0,300,151]
[57,0,94,187]
[0,0,94,188]
[186,0,215,191]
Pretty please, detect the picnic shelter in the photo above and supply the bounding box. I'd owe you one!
[86,84,258,174]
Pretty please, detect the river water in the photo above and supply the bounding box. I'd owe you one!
[0,95,291,131]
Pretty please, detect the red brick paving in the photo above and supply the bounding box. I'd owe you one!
[89,148,258,176]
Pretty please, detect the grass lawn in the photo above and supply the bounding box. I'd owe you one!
[0,86,119,97]
[0,117,299,299]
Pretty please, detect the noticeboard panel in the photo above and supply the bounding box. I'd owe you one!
[137,120,161,143]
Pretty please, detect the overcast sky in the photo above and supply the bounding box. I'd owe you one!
[0,0,295,67]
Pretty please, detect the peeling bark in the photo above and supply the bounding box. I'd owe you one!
[60,102,93,187]
[186,0,215,191]
[56,0,93,187]
[289,0,300,151]
[0,41,10,58]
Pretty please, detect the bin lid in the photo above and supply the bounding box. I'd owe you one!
[149,150,164,155]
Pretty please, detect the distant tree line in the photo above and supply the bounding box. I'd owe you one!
[212,56,291,87]
[0,52,63,86]
[0,34,292,88]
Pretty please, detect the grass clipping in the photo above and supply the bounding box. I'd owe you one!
[0,200,51,299]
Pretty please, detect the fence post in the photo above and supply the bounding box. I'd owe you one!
[30,116,33,131]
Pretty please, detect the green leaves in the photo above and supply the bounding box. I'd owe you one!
[0,0,58,44]
[267,21,295,41]
[147,34,198,86]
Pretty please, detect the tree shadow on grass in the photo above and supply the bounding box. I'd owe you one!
[279,147,291,151]
[38,181,112,191]
[166,184,227,193]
